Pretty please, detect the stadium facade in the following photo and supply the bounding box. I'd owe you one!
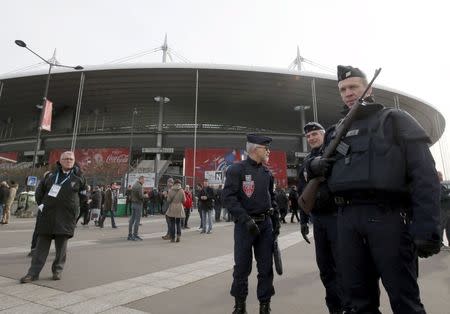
[0,64,445,187]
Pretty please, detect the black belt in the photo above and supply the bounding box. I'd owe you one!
[334,191,408,207]
[250,213,268,222]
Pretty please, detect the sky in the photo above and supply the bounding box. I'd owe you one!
[1,0,450,174]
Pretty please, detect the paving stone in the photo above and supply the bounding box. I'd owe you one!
[0,295,28,310]
[35,292,87,309]
[100,306,149,314]
[62,299,114,314]
[0,302,53,314]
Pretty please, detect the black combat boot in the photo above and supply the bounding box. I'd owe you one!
[259,301,271,314]
[232,298,247,314]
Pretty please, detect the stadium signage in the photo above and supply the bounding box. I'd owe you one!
[142,147,174,153]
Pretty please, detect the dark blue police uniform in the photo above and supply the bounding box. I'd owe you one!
[309,66,441,314]
[300,122,380,314]
[223,134,279,313]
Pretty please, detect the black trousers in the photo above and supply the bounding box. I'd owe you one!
[76,207,90,225]
[231,217,274,302]
[30,211,42,250]
[313,213,345,313]
[27,234,69,277]
[290,208,300,222]
[184,208,191,227]
[338,204,424,314]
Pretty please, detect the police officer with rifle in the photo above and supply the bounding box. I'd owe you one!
[298,122,346,314]
[223,134,280,314]
[304,65,441,314]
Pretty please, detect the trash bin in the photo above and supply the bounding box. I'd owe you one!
[115,197,127,217]
[15,191,38,218]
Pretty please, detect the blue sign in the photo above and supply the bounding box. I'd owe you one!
[27,176,38,187]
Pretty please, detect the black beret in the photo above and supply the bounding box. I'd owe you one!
[304,122,324,134]
[246,134,272,145]
[337,65,366,82]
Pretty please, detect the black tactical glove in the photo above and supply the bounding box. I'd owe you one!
[308,157,335,177]
[300,224,311,244]
[238,214,260,236]
[414,238,441,258]
[271,210,281,237]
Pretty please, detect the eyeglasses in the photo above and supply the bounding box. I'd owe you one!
[62,158,74,161]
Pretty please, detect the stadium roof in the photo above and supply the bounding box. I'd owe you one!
[0,63,445,147]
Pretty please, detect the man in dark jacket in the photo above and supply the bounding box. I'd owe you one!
[99,184,118,228]
[20,151,87,283]
[91,186,103,226]
[198,179,215,234]
[274,187,288,223]
[288,186,300,223]
[128,176,145,241]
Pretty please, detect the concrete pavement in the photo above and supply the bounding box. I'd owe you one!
[0,213,449,313]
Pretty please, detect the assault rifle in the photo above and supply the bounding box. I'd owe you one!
[298,68,382,214]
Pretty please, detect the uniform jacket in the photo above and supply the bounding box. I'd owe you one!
[165,184,186,218]
[35,163,87,237]
[223,157,277,220]
[323,104,440,241]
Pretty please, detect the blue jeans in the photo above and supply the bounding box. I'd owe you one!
[201,209,213,233]
[129,203,142,236]
[168,217,181,239]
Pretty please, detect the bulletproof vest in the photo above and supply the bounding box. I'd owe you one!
[328,107,408,193]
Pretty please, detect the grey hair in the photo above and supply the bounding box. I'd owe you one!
[246,142,258,154]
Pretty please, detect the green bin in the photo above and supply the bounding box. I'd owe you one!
[115,197,127,217]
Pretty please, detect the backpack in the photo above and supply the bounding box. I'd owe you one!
[183,191,193,209]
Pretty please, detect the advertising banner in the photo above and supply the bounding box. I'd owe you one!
[184,148,287,188]
[49,148,129,175]
[0,152,18,162]
[40,99,53,131]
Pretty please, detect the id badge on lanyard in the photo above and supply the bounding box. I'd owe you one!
[48,184,62,197]
[48,171,71,198]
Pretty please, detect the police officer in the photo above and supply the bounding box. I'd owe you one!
[308,65,441,314]
[298,122,345,314]
[223,134,280,314]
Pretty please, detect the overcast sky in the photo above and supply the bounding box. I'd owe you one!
[1,0,449,174]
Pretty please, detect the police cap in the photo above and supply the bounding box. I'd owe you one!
[246,134,272,145]
[304,122,324,134]
[337,65,366,82]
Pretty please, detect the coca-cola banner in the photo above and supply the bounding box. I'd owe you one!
[49,148,129,175]
[0,152,18,162]
[184,148,287,188]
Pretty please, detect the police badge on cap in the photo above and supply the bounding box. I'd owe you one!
[246,134,272,146]
[337,65,366,82]
[304,122,324,134]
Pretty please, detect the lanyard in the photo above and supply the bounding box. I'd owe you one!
[54,170,72,186]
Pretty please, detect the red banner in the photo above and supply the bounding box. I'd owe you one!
[49,148,129,175]
[0,152,18,162]
[184,148,287,188]
[40,99,52,131]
